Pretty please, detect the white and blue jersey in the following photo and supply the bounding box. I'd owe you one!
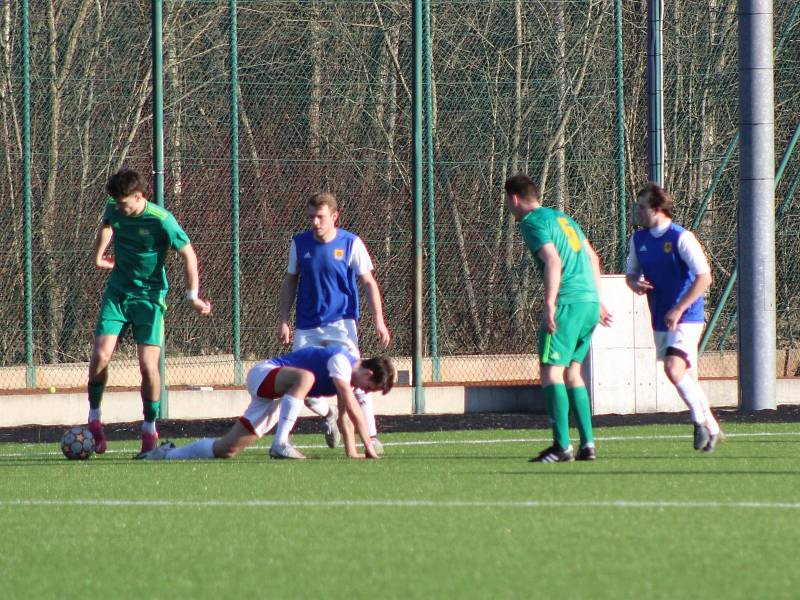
[627,222,710,332]
[288,229,373,329]
[271,345,358,397]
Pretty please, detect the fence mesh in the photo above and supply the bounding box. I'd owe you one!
[1,0,799,392]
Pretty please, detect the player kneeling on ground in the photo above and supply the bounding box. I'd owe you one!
[141,346,394,461]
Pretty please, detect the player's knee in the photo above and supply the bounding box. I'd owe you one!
[297,369,315,392]
[91,347,114,370]
[663,356,686,383]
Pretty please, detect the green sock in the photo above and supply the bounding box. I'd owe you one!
[88,382,105,410]
[142,400,160,424]
[543,384,570,449]
[568,386,594,447]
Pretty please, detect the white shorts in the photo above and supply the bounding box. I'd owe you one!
[293,319,361,358]
[240,361,281,438]
[654,323,703,369]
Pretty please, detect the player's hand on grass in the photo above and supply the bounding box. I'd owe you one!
[95,257,115,270]
[277,321,292,345]
[365,444,381,459]
[599,303,613,327]
[191,298,212,316]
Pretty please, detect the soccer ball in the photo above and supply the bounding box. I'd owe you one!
[60,426,95,460]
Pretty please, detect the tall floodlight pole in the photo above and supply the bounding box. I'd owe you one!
[738,0,776,410]
[412,0,425,413]
[614,0,627,271]
[423,0,440,382]
[229,0,243,385]
[22,0,35,388]
[647,0,664,184]
[152,0,168,415]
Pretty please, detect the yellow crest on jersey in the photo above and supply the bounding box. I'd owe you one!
[334,248,345,260]
[663,241,673,253]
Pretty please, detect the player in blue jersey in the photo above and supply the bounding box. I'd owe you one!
[277,192,391,452]
[626,182,722,452]
[141,346,395,460]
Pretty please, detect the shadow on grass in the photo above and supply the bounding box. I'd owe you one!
[495,469,800,476]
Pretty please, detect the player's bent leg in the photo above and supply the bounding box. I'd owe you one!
[665,352,713,449]
[137,344,163,455]
[304,396,341,448]
[87,335,118,454]
[540,365,569,444]
[305,398,340,449]
[565,361,595,457]
[270,368,314,459]
[213,421,259,459]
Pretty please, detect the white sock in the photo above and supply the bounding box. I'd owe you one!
[304,396,329,418]
[355,389,378,438]
[166,438,216,460]
[88,408,101,422]
[703,406,721,435]
[273,395,302,447]
[141,421,157,436]
[675,374,711,426]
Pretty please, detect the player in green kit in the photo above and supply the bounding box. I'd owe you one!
[87,168,212,456]
[504,174,612,462]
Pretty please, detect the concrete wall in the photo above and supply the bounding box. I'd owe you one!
[4,378,800,427]
[2,348,797,391]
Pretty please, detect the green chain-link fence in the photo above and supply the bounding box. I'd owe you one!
[1,0,799,392]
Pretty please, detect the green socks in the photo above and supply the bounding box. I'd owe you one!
[543,384,595,449]
[143,400,160,423]
[543,384,571,449]
[568,385,594,447]
[88,382,105,410]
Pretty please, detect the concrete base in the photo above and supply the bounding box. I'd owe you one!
[3,378,799,427]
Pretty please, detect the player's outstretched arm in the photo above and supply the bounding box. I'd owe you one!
[177,243,212,315]
[277,273,298,345]
[333,377,379,459]
[358,272,391,347]
[92,224,115,270]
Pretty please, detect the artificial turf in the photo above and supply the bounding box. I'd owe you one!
[1,423,798,599]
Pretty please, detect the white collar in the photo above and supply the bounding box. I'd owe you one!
[649,219,672,238]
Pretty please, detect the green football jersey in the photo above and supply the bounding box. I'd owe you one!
[518,207,598,304]
[103,199,190,298]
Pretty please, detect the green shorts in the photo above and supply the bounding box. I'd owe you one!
[94,289,167,346]
[538,301,600,366]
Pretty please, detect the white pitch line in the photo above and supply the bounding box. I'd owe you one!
[0,430,798,458]
[0,498,799,510]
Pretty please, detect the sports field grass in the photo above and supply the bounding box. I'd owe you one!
[1,423,799,599]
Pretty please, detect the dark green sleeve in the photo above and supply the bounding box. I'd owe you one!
[163,214,191,250]
[102,198,115,224]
